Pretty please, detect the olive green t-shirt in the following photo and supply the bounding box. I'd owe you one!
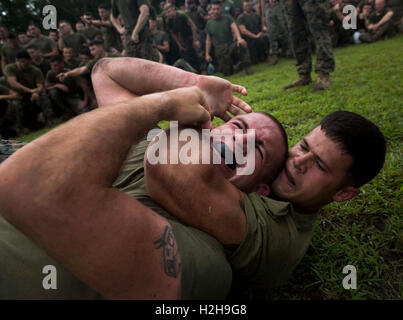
[25,36,56,55]
[62,33,88,57]
[100,21,122,51]
[1,44,22,65]
[230,193,317,288]
[78,27,103,41]
[64,57,81,70]
[0,133,232,299]
[46,69,80,94]
[368,7,393,24]
[153,30,170,46]
[187,7,207,30]
[206,14,234,46]
[0,84,10,95]
[112,0,149,33]
[83,52,121,76]
[237,12,262,36]
[5,63,44,91]
[32,59,51,79]
[166,11,193,40]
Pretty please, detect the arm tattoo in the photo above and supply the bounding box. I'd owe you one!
[154,226,181,278]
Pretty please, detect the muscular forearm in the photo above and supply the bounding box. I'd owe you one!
[239,25,257,38]
[376,11,394,27]
[132,5,149,37]
[7,78,32,93]
[110,13,124,34]
[0,93,169,231]
[92,57,199,106]
[231,23,243,41]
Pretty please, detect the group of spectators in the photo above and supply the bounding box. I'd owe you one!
[0,0,402,138]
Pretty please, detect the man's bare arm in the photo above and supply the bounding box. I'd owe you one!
[131,4,150,42]
[0,86,210,299]
[91,57,252,120]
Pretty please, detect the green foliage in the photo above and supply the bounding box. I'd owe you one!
[0,0,106,33]
[18,35,403,300]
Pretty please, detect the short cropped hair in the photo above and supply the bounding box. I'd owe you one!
[89,39,104,47]
[15,50,31,60]
[49,55,64,63]
[98,3,111,10]
[320,111,386,187]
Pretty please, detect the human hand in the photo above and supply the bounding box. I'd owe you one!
[194,40,201,48]
[205,54,212,63]
[131,32,139,43]
[57,73,67,82]
[237,38,247,48]
[164,86,211,129]
[197,75,252,121]
[31,92,39,103]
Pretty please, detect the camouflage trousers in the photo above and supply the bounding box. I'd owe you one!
[0,139,26,164]
[245,33,270,63]
[214,41,252,76]
[283,0,335,75]
[265,3,292,56]
[173,58,198,73]
[125,33,160,62]
[7,93,55,131]
[48,89,81,117]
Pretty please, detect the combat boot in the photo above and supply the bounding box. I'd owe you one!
[267,55,278,66]
[314,73,331,91]
[283,74,312,90]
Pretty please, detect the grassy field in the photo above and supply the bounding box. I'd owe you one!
[17,35,403,300]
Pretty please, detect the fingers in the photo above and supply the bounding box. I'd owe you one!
[219,112,232,122]
[231,84,248,96]
[228,104,246,117]
[231,95,252,113]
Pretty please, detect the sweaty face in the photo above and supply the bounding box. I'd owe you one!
[243,2,253,13]
[212,113,286,192]
[50,61,64,74]
[63,48,74,60]
[271,126,353,212]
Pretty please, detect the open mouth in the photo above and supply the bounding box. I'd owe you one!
[213,142,237,170]
[284,165,296,186]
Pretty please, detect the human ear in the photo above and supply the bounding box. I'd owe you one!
[254,183,271,197]
[332,186,360,202]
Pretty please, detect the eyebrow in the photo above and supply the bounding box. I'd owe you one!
[238,118,266,158]
[302,138,329,171]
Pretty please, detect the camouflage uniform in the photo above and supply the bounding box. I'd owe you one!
[112,0,160,61]
[282,0,335,75]
[0,139,26,164]
[265,1,292,57]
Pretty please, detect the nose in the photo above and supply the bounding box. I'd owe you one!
[233,131,255,156]
[293,152,314,174]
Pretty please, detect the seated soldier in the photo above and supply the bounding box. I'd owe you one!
[45,55,82,118]
[360,0,395,42]
[0,84,22,138]
[205,1,253,76]
[62,47,81,70]
[26,44,51,77]
[4,50,55,129]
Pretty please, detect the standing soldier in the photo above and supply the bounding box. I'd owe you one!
[282,0,335,91]
[164,3,201,73]
[205,1,253,76]
[237,1,270,64]
[260,0,293,66]
[4,50,55,129]
[110,0,159,61]
[93,3,123,53]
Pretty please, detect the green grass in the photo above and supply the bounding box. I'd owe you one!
[16,35,403,300]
